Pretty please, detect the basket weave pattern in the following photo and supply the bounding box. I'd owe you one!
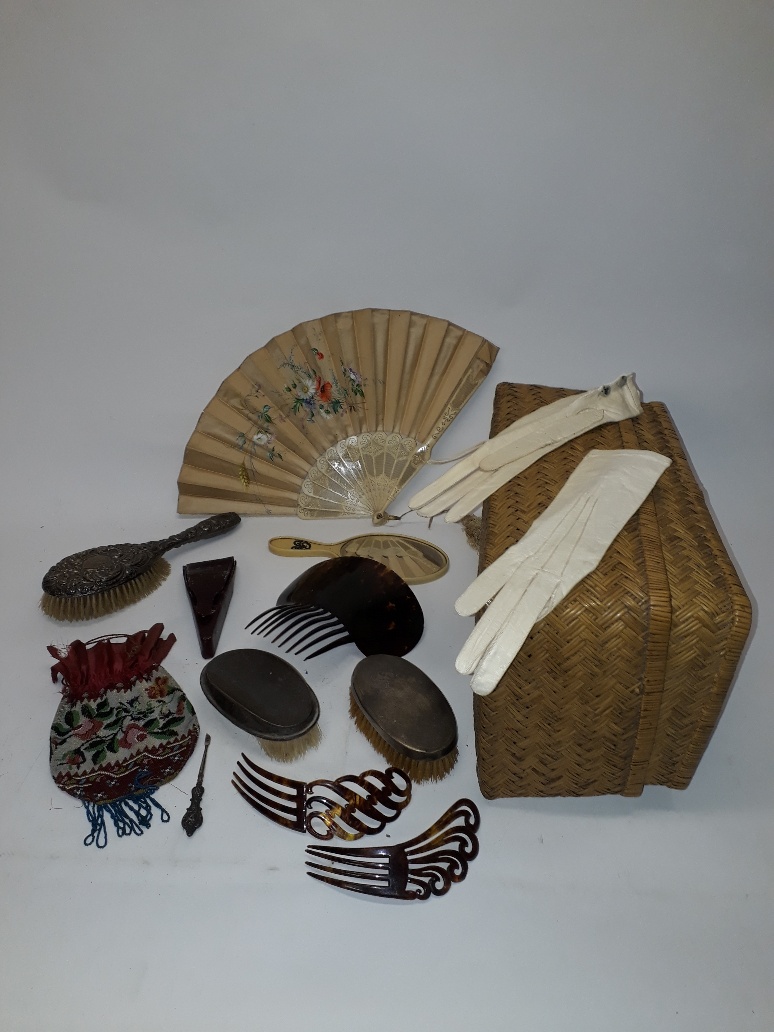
[473,384,751,798]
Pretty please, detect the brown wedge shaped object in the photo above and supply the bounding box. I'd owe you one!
[245,556,424,660]
[184,556,236,658]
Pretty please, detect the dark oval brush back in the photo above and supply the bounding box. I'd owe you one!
[200,648,319,741]
[350,654,458,761]
[278,556,424,657]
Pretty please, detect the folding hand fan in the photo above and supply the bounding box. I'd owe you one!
[177,309,498,522]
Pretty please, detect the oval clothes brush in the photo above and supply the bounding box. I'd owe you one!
[200,648,321,761]
[349,654,459,782]
[41,513,241,622]
[268,533,449,585]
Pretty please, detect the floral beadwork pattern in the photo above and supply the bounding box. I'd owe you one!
[50,674,195,772]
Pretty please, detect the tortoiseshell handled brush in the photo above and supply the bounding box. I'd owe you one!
[305,798,480,900]
[246,556,424,660]
[349,654,459,782]
[41,513,241,622]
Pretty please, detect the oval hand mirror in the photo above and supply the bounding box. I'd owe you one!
[268,533,449,585]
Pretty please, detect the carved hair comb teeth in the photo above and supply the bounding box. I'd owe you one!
[305,798,481,900]
[232,754,412,841]
[245,556,424,660]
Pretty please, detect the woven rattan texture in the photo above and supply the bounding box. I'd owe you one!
[473,384,751,798]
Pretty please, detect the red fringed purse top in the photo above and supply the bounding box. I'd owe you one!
[49,624,177,702]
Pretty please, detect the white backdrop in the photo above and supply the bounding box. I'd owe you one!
[1,3,772,1030]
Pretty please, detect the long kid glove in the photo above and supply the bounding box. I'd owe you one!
[408,374,642,523]
[454,448,671,696]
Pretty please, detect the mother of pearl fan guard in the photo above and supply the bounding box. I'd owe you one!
[177,309,498,522]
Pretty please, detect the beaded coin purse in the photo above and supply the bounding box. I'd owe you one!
[48,624,200,847]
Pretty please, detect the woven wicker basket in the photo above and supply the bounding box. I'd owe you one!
[473,383,752,797]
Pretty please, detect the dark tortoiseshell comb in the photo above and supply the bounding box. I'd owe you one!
[305,798,481,900]
[232,754,412,841]
[245,556,424,660]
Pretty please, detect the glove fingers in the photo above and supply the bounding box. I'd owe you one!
[407,451,482,513]
[443,459,534,522]
[457,497,595,677]
[413,467,490,519]
[440,413,602,522]
[455,569,547,675]
[455,496,588,615]
[468,574,558,695]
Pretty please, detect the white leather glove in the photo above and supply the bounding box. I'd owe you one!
[454,448,671,696]
[408,374,642,522]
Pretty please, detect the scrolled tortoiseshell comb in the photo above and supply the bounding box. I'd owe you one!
[305,797,481,900]
[232,754,412,841]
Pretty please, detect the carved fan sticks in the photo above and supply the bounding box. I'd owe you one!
[177,308,498,521]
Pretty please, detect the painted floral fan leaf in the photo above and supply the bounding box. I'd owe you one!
[177,309,498,521]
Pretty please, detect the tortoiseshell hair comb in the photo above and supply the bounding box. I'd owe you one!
[232,754,412,841]
[245,556,424,660]
[305,798,480,900]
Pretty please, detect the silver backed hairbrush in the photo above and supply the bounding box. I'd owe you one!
[41,513,241,622]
